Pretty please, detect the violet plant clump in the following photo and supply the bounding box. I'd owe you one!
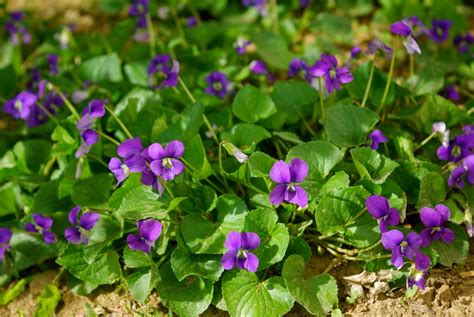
[1,3,474,315]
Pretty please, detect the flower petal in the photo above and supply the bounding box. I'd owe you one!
[414,251,431,271]
[138,219,162,243]
[439,228,455,244]
[366,195,389,219]
[287,185,308,208]
[43,231,56,244]
[224,231,242,251]
[221,250,237,270]
[64,227,82,244]
[33,213,53,230]
[381,229,404,250]
[127,234,151,253]
[406,232,422,249]
[79,212,100,230]
[269,160,291,184]
[243,252,259,272]
[147,143,165,160]
[390,21,412,37]
[289,158,308,183]
[435,204,451,224]
[118,138,143,158]
[385,208,400,226]
[68,206,81,225]
[419,228,432,247]
[391,247,404,269]
[241,232,260,250]
[420,207,441,228]
[164,140,185,158]
[0,228,12,244]
[269,184,287,206]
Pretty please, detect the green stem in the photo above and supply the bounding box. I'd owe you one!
[53,85,80,119]
[88,153,109,168]
[218,143,231,192]
[35,102,59,125]
[270,0,279,33]
[380,48,396,112]
[414,132,435,151]
[52,268,65,286]
[314,77,325,123]
[146,14,156,57]
[104,104,133,139]
[409,54,414,78]
[97,130,120,146]
[361,60,375,108]
[178,77,219,144]
[158,176,175,199]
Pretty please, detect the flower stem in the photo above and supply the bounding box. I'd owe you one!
[178,77,219,144]
[97,130,120,146]
[104,104,133,139]
[361,59,375,108]
[414,132,435,151]
[218,143,231,192]
[315,77,326,123]
[158,176,175,199]
[35,102,59,125]
[409,54,414,78]
[146,14,157,57]
[52,85,80,119]
[380,48,396,112]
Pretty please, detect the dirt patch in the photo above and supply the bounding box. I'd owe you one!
[2,249,474,316]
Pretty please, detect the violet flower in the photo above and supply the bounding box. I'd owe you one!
[117,138,146,173]
[3,91,38,121]
[453,33,473,54]
[437,133,474,163]
[109,157,130,186]
[222,142,248,164]
[429,19,452,43]
[419,204,455,247]
[439,84,460,102]
[25,213,56,244]
[351,46,362,58]
[204,72,231,99]
[242,0,268,16]
[75,129,99,158]
[5,11,31,45]
[64,206,99,245]
[47,54,59,76]
[75,100,105,158]
[0,228,13,262]
[129,0,148,17]
[234,37,252,55]
[249,60,268,75]
[390,20,421,54]
[148,140,185,181]
[127,219,162,253]
[147,54,180,89]
[381,229,430,270]
[365,195,400,232]
[407,268,428,290]
[368,129,388,150]
[186,16,197,28]
[367,39,393,57]
[288,58,314,85]
[221,231,260,272]
[269,159,309,208]
[307,54,353,94]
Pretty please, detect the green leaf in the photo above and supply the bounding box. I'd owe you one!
[78,53,123,83]
[71,173,112,207]
[123,248,152,268]
[13,140,51,173]
[318,171,350,198]
[416,172,446,209]
[430,224,469,267]
[248,151,277,179]
[253,32,293,70]
[88,214,123,246]
[221,123,271,151]
[232,85,277,123]
[181,194,248,254]
[174,183,217,214]
[222,270,294,317]
[116,185,167,221]
[34,284,61,317]
[56,246,121,285]
[0,182,21,217]
[33,180,72,214]
[350,147,399,184]
[157,262,213,317]
[244,208,289,270]
[282,255,338,315]
[414,60,445,96]
[51,124,78,156]
[11,232,63,272]
[124,61,148,86]
[126,269,158,303]
[182,135,213,180]
[271,81,317,124]
[0,278,29,305]
[287,141,343,184]
[325,104,379,148]
[171,245,223,282]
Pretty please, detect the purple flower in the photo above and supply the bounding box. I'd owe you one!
[368,129,388,150]
[439,84,460,102]
[64,206,99,245]
[117,138,146,173]
[204,72,231,99]
[129,0,148,17]
[407,268,428,290]
[76,99,105,133]
[249,60,268,75]
[222,142,248,164]
[148,140,185,181]
[108,157,130,185]
[147,54,180,89]
[5,11,31,45]
[307,54,353,94]
[3,91,37,120]
[300,0,310,8]
[269,159,309,208]
[186,16,197,28]
[140,167,164,193]
[221,231,260,272]
[429,19,452,43]
[437,133,474,163]
[234,37,252,55]
[351,46,362,58]
[365,195,400,232]
[453,33,473,54]
[242,0,268,16]
[75,129,99,158]
[288,58,307,78]
[47,54,59,76]
[0,228,13,262]
[25,213,56,244]
[390,20,421,54]
[367,39,393,57]
[419,204,455,247]
[127,219,162,253]
[381,230,430,270]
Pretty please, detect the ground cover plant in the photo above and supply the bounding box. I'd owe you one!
[0,0,473,315]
